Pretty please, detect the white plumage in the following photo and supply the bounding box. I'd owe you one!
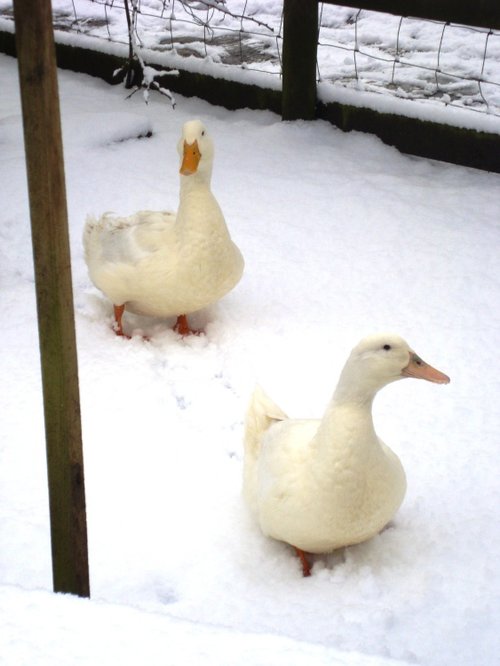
[83,119,244,336]
[243,333,450,575]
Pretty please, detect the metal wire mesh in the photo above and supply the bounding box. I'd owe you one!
[317,5,500,117]
[2,1,499,118]
[62,0,283,76]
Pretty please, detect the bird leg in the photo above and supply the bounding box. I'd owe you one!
[113,308,200,338]
[174,314,202,336]
[113,304,129,338]
[293,546,312,577]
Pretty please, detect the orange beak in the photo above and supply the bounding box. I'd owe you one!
[401,352,450,384]
[180,139,201,176]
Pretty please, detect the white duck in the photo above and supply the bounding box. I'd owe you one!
[243,333,450,576]
[83,119,244,336]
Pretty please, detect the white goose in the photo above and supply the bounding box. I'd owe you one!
[83,119,244,337]
[243,333,450,576]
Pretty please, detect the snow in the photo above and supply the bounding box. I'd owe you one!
[1,0,500,132]
[0,586,403,666]
[1,50,500,665]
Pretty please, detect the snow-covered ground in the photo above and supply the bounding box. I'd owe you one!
[1,51,500,665]
[1,0,500,122]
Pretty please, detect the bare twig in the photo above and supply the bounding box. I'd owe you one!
[115,0,178,106]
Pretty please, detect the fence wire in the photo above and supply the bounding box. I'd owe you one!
[2,1,499,117]
[317,5,500,117]
[60,0,283,76]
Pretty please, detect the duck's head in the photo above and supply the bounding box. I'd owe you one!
[178,119,214,178]
[336,333,450,402]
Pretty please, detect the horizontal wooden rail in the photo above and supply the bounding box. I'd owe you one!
[321,1,500,31]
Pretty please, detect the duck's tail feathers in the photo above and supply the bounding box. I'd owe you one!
[83,214,97,263]
[83,212,124,263]
[243,385,287,462]
[83,213,110,261]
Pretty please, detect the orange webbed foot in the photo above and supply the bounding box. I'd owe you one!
[293,546,312,577]
[113,304,130,338]
[112,304,149,340]
[174,314,203,337]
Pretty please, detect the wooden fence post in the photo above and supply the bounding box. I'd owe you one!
[13,0,90,597]
[282,0,318,120]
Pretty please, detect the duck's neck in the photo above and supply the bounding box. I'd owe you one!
[179,169,212,194]
[313,372,384,460]
[332,360,391,406]
[177,170,228,236]
[331,383,378,408]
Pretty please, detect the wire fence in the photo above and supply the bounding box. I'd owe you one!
[317,5,500,117]
[3,1,500,118]
[58,0,283,74]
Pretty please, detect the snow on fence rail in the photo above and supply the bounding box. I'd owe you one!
[2,0,497,120]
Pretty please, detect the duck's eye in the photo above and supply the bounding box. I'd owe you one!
[201,130,205,136]
[382,344,391,351]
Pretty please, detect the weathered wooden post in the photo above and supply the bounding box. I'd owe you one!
[282,0,319,120]
[13,0,90,597]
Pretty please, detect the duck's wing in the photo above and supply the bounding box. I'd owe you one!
[131,211,176,254]
[85,211,176,265]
